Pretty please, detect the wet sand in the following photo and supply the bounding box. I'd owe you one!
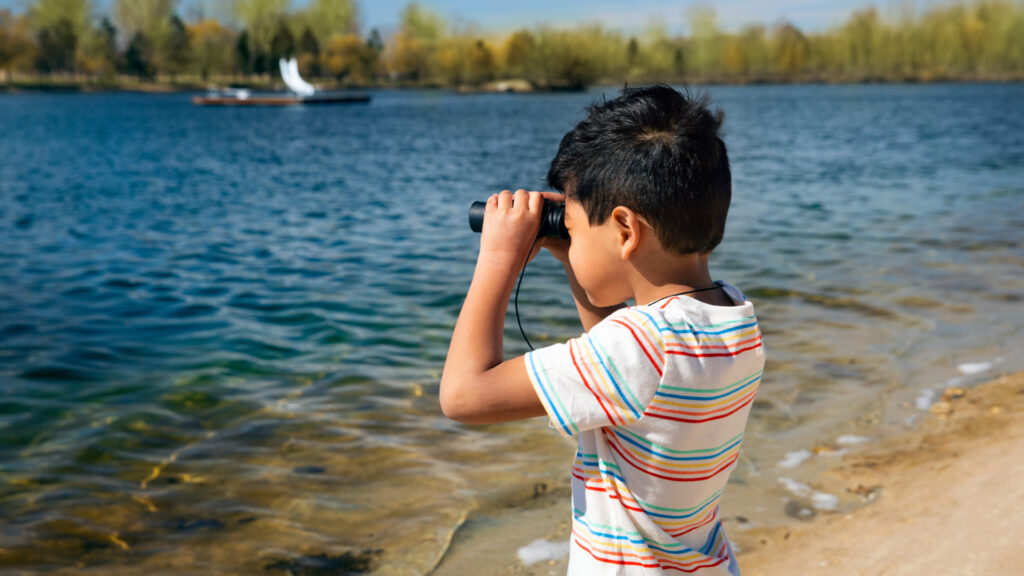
[735,370,1024,575]
[430,371,1024,575]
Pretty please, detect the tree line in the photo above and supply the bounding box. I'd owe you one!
[1,0,1023,89]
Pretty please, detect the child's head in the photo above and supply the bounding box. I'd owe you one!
[547,84,731,255]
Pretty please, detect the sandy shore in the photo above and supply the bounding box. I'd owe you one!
[734,370,1024,576]
[430,371,1024,575]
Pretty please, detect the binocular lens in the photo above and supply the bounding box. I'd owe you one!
[467,200,569,239]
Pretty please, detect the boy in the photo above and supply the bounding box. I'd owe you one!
[440,85,764,575]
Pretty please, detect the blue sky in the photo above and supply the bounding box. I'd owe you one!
[0,0,892,35]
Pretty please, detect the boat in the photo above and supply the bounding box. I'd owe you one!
[192,58,371,106]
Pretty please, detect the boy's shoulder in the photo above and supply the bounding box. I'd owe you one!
[594,281,754,331]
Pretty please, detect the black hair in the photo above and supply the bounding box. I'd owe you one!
[547,84,731,255]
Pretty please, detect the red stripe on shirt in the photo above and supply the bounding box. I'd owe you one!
[606,435,740,482]
[569,340,621,426]
[665,339,763,359]
[646,390,758,424]
[611,317,664,377]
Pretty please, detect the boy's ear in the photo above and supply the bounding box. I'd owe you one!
[610,206,641,260]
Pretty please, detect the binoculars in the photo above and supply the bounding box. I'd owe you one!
[468,200,569,239]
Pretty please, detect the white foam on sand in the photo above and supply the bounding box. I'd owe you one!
[778,477,840,511]
[958,361,992,375]
[517,539,569,566]
[836,435,872,446]
[915,389,937,411]
[778,477,812,498]
[811,492,840,511]
[777,449,813,469]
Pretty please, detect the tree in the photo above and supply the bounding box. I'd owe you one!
[843,7,882,77]
[389,2,446,82]
[400,2,444,42]
[269,18,295,65]
[687,4,721,77]
[113,0,179,76]
[626,36,639,68]
[164,14,190,78]
[502,29,534,78]
[304,0,358,45]
[773,22,809,77]
[0,10,36,81]
[121,32,155,79]
[637,22,678,81]
[297,26,320,77]
[188,18,235,81]
[437,32,495,86]
[530,25,621,90]
[113,0,174,41]
[236,29,252,74]
[77,16,117,77]
[233,0,288,58]
[35,17,76,72]
[323,32,375,83]
[28,0,90,39]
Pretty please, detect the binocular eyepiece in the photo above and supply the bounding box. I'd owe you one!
[468,200,569,239]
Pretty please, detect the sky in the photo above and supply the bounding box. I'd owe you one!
[0,0,896,36]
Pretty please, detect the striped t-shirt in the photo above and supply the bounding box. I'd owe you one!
[525,281,764,575]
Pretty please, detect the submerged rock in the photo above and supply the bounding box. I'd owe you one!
[264,550,383,575]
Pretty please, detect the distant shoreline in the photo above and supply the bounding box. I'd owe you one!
[2,74,1023,95]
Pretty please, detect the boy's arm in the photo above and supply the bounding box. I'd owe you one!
[439,190,548,425]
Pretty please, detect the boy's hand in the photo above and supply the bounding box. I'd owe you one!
[441,188,551,425]
[478,189,546,273]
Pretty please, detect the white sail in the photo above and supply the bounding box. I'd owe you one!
[279,57,316,97]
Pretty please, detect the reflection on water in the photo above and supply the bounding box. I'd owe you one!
[1,84,1023,572]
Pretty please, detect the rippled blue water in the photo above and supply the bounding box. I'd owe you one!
[1,84,1022,573]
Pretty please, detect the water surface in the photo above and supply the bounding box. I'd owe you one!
[1,84,1022,573]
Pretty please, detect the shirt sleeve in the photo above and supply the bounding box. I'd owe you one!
[524,308,665,437]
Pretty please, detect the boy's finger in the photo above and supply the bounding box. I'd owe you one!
[528,191,544,213]
[539,191,566,203]
[497,189,513,210]
[513,189,529,211]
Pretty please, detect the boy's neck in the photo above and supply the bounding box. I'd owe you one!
[630,251,717,306]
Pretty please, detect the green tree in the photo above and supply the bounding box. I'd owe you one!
[113,0,174,41]
[188,18,235,81]
[269,18,295,64]
[29,0,91,74]
[114,0,178,75]
[297,26,320,76]
[687,3,721,77]
[637,22,679,81]
[437,31,495,86]
[322,32,380,83]
[28,0,90,40]
[121,32,155,79]
[502,29,534,78]
[304,0,358,45]
[164,14,190,78]
[35,17,76,72]
[530,25,622,90]
[233,0,288,57]
[389,2,446,82]
[842,7,882,77]
[0,10,35,81]
[77,16,117,77]
[773,22,809,77]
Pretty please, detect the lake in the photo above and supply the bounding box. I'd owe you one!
[1,84,1022,573]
